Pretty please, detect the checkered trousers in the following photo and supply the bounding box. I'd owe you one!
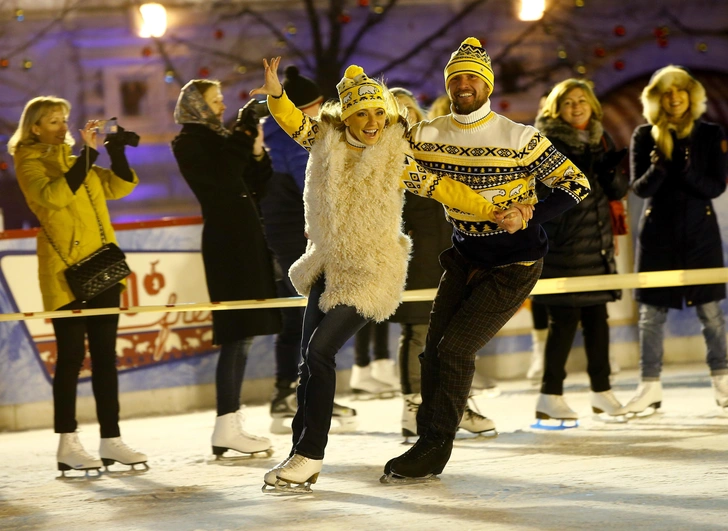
[417,247,543,438]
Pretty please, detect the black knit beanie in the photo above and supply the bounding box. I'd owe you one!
[283,66,323,109]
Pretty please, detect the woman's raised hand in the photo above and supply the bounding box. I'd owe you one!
[250,57,283,98]
[79,120,98,151]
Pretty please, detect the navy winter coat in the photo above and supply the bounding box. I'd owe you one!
[630,120,727,309]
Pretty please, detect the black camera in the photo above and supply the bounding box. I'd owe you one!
[237,99,270,125]
[103,117,140,147]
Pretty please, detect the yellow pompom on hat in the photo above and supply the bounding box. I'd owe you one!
[337,65,386,121]
[444,37,494,93]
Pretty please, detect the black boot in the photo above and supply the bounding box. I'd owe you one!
[383,433,453,480]
[270,380,297,417]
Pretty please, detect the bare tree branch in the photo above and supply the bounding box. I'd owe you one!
[371,0,489,77]
[341,0,399,64]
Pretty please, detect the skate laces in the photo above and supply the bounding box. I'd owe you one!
[464,397,486,421]
[63,434,90,456]
[286,454,310,470]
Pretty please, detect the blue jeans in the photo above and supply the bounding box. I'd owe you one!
[639,301,728,379]
[290,275,369,459]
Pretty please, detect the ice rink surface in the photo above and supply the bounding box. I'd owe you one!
[1,364,727,531]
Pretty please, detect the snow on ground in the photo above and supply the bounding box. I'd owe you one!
[1,364,727,531]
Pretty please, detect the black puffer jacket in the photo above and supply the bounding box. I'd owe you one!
[630,120,727,309]
[532,116,628,307]
[389,193,453,324]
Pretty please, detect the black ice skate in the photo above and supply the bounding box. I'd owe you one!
[380,434,453,485]
[270,381,358,434]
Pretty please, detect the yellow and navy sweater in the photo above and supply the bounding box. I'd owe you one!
[408,100,590,268]
[267,92,499,220]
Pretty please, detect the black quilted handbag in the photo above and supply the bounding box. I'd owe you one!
[44,183,131,302]
[64,243,131,302]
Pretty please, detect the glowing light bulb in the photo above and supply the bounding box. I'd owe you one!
[139,3,167,38]
[519,0,545,21]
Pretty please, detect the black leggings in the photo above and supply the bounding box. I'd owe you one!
[354,321,390,367]
[51,284,122,438]
[216,338,253,416]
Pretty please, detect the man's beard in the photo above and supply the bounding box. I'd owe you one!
[451,93,488,115]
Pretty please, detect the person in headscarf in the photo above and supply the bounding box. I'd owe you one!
[172,79,281,459]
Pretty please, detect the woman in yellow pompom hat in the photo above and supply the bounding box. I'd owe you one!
[251,57,527,492]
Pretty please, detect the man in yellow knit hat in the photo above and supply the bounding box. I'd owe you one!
[382,37,590,483]
[252,57,528,492]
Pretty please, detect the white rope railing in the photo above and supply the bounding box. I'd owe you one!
[1,267,726,322]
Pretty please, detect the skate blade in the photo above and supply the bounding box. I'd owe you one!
[57,467,102,480]
[101,461,150,474]
[530,418,579,430]
[351,390,398,400]
[211,448,274,463]
[379,473,440,485]
[456,428,498,440]
[592,411,628,424]
[625,405,660,419]
[262,479,315,494]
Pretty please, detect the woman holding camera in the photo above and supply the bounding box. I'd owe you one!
[9,96,145,473]
[172,80,281,458]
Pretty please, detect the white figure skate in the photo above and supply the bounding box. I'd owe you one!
[591,390,628,422]
[263,454,322,493]
[99,437,149,471]
[212,409,273,459]
[401,393,421,442]
[532,393,579,430]
[350,364,397,399]
[371,358,401,391]
[526,328,547,383]
[458,398,497,437]
[57,432,102,477]
[711,374,728,409]
[625,380,662,417]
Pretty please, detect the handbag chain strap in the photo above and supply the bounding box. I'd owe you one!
[42,154,108,267]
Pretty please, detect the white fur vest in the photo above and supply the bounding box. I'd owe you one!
[288,122,412,322]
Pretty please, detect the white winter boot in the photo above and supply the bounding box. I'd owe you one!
[590,390,628,417]
[401,393,421,439]
[371,358,400,390]
[711,374,728,408]
[99,437,148,469]
[212,410,272,458]
[526,328,547,382]
[535,394,579,421]
[625,380,662,416]
[57,432,102,475]
[350,364,396,397]
[458,399,496,435]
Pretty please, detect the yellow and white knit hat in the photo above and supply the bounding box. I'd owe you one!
[444,37,494,93]
[337,65,385,121]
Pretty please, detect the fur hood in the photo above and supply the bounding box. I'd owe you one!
[641,65,706,126]
[535,114,604,152]
[640,65,707,159]
[288,121,412,321]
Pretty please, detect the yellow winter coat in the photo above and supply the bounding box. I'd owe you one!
[13,143,138,311]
